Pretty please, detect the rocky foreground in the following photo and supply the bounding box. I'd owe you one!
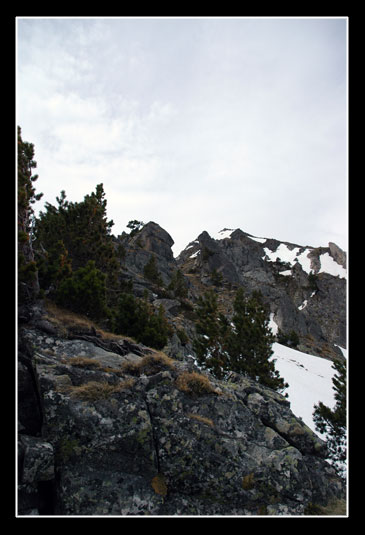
[18,303,345,516]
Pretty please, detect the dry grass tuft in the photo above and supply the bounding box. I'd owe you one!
[121,352,175,376]
[43,299,136,342]
[175,371,218,396]
[187,413,214,428]
[151,473,168,497]
[59,379,135,401]
[305,498,347,516]
[242,473,255,490]
[64,356,101,369]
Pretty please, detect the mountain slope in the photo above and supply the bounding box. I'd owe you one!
[271,343,336,437]
[18,309,345,515]
[176,227,346,360]
[114,222,346,441]
[18,222,347,515]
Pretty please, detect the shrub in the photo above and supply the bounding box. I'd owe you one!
[66,356,101,369]
[115,294,171,350]
[143,255,164,287]
[56,260,109,321]
[175,371,217,396]
[121,352,175,376]
[168,269,188,298]
[62,379,134,401]
[176,328,189,346]
[277,329,299,348]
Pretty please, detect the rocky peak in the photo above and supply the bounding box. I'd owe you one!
[117,222,177,293]
[177,228,346,359]
[131,221,175,261]
[328,242,346,269]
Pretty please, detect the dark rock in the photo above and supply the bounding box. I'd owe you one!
[117,221,178,288]
[177,228,346,356]
[17,326,345,516]
[329,242,346,268]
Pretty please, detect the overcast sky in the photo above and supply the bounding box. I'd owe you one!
[17,17,348,256]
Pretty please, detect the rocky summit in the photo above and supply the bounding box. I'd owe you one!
[17,222,347,516]
[177,227,346,360]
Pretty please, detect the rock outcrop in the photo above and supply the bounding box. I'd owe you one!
[18,307,345,516]
[116,222,178,295]
[177,228,346,359]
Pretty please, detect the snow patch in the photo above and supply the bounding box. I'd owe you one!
[189,250,200,259]
[264,244,303,265]
[295,250,313,274]
[213,228,235,240]
[271,343,336,437]
[249,235,267,244]
[335,345,347,359]
[263,244,313,274]
[279,270,292,277]
[319,252,347,279]
[268,313,279,336]
[263,242,346,279]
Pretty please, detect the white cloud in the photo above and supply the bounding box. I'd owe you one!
[17,17,348,255]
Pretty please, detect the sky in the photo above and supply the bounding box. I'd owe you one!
[17,17,348,257]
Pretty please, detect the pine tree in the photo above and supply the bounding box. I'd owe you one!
[168,269,188,298]
[34,184,119,305]
[56,260,109,321]
[193,287,288,393]
[115,292,170,350]
[17,127,43,303]
[127,220,145,237]
[193,290,231,379]
[139,304,171,350]
[228,289,288,393]
[143,255,164,287]
[313,359,347,476]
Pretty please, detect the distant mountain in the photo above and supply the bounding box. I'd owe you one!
[176,227,346,360]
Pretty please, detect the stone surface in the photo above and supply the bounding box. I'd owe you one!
[17,322,345,516]
[177,228,346,357]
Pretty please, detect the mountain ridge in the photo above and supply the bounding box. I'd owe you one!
[171,225,346,360]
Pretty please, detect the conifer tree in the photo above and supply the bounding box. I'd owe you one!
[17,127,43,303]
[115,292,170,350]
[228,289,288,393]
[34,183,119,305]
[168,269,188,298]
[143,255,164,287]
[193,290,231,379]
[56,260,109,321]
[193,287,288,393]
[313,359,347,477]
[127,220,145,237]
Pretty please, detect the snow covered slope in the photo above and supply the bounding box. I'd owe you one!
[271,343,336,438]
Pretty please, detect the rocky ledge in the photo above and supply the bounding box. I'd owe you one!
[18,308,345,516]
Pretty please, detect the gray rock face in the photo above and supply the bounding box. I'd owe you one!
[113,222,346,359]
[177,229,346,357]
[18,324,345,516]
[328,242,346,268]
[117,221,178,292]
